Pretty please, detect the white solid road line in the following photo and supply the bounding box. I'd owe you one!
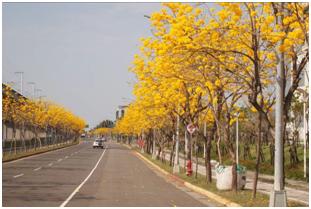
[13,173,24,178]
[33,167,42,171]
[60,146,108,207]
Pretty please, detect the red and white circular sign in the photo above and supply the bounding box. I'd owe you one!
[187,124,197,134]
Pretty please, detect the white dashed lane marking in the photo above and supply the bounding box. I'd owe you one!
[33,167,42,171]
[57,159,63,162]
[48,163,53,167]
[60,146,108,207]
[13,173,24,178]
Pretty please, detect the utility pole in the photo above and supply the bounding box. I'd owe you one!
[173,111,180,173]
[14,71,24,95]
[269,3,287,206]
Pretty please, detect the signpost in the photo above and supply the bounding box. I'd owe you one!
[186,123,197,176]
[187,124,197,134]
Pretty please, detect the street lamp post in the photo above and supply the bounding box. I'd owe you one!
[14,72,24,95]
[236,113,240,165]
[28,82,36,99]
[173,112,180,174]
[35,88,42,99]
[269,5,287,205]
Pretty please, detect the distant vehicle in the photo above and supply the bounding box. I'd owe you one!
[102,137,107,142]
[93,139,104,149]
[81,133,86,138]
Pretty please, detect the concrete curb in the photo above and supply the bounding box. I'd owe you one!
[184,182,241,207]
[121,143,241,207]
[135,151,170,176]
[123,144,132,150]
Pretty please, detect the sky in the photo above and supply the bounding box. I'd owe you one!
[3,2,162,128]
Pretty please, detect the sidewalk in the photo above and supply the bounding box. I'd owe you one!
[160,149,309,205]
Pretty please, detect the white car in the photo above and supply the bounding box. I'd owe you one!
[93,139,104,149]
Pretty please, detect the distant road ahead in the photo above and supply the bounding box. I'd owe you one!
[3,141,218,207]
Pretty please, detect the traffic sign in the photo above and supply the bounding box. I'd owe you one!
[187,123,197,134]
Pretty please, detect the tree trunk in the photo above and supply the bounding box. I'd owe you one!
[205,129,213,183]
[195,134,199,179]
[157,146,161,160]
[216,126,223,165]
[187,132,192,175]
[13,124,17,155]
[224,114,237,192]
[184,130,187,171]
[170,137,176,166]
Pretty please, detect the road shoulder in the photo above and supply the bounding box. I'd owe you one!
[122,143,238,207]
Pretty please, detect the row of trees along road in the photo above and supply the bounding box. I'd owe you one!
[114,3,309,198]
[2,84,86,153]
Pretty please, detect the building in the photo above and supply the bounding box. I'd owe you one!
[116,105,128,121]
[286,44,309,143]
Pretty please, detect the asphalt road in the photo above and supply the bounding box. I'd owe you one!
[3,140,219,207]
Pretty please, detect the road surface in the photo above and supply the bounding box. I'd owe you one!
[3,140,219,207]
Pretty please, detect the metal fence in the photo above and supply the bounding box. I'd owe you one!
[2,137,77,157]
